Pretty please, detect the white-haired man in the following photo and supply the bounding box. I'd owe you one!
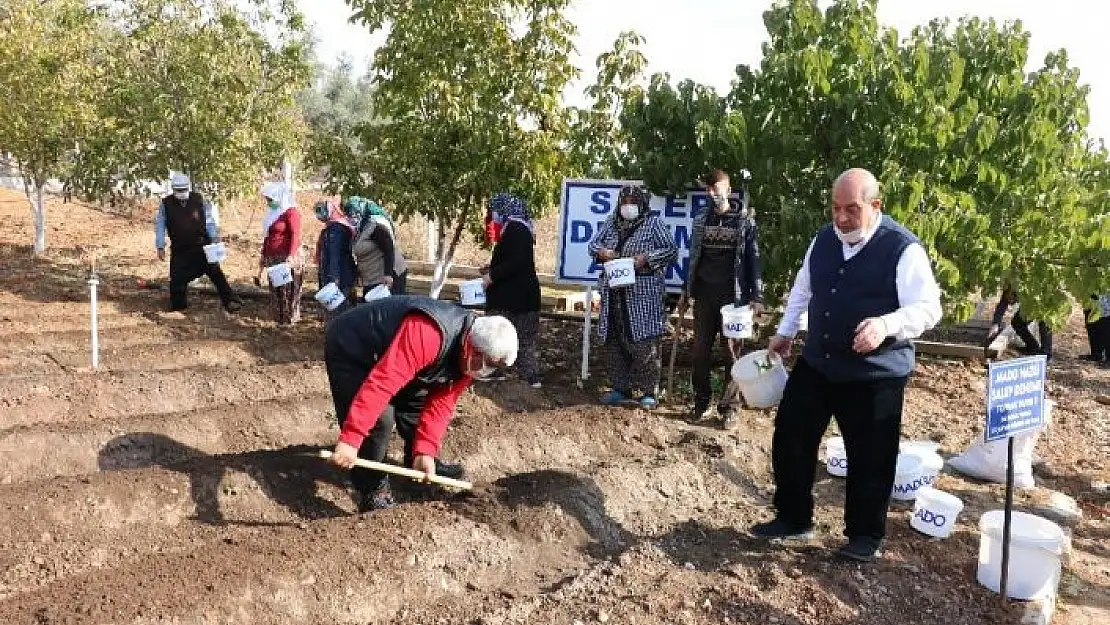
[155,173,241,312]
[325,295,518,512]
[751,168,942,562]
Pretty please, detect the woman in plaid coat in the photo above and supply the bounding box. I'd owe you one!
[589,185,679,409]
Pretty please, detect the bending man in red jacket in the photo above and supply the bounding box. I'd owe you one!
[325,295,518,512]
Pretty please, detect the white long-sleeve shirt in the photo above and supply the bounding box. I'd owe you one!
[777,225,943,341]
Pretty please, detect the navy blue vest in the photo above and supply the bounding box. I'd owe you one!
[802,216,919,382]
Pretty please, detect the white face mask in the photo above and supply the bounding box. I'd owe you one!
[173,191,190,201]
[835,208,879,245]
[619,204,639,220]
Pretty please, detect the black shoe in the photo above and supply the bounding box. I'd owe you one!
[356,484,396,513]
[719,407,740,430]
[224,300,242,313]
[838,537,884,562]
[750,518,815,541]
[434,459,466,480]
[475,368,508,382]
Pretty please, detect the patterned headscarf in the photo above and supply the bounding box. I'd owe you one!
[615,184,651,233]
[344,196,395,238]
[489,192,534,237]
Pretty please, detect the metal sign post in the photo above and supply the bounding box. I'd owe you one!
[984,354,1047,603]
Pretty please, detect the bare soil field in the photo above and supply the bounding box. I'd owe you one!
[0,189,1107,624]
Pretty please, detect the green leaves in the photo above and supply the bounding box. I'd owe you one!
[612,0,1109,325]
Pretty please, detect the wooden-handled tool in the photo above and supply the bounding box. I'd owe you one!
[317,450,473,491]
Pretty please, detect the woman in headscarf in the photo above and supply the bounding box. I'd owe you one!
[259,181,304,324]
[349,197,409,298]
[313,198,358,320]
[588,185,678,410]
[481,192,542,386]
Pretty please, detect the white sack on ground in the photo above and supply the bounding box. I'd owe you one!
[946,399,1054,490]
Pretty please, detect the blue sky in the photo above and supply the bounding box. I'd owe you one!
[303,0,1110,143]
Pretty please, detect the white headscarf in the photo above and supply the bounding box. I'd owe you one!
[261,181,295,236]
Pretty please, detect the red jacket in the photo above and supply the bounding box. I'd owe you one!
[338,313,472,457]
[262,209,302,258]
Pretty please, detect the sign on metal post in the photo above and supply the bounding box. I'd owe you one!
[986,355,1048,442]
[984,354,1047,602]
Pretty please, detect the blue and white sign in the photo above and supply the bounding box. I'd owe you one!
[985,355,1048,442]
[555,178,744,292]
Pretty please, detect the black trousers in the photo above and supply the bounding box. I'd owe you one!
[1011,310,1052,359]
[169,246,238,310]
[690,289,734,407]
[771,357,908,540]
[1084,309,1110,361]
[325,340,426,494]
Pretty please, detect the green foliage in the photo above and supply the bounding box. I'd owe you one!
[0,0,108,253]
[67,0,312,202]
[619,0,1110,325]
[300,55,379,196]
[346,0,579,259]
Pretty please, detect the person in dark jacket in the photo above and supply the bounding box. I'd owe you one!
[680,168,764,425]
[154,173,241,313]
[313,199,359,320]
[1082,294,1110,366]
[481,192,542,387]
[989,284,1053,361]
[324,296,518,512]
[753,168,942,562]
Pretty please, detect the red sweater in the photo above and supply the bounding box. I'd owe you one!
[262,209,301,258]
[338,314,473,457]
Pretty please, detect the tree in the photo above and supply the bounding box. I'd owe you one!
[620,0,1110,325]
[66,0,312,206]
[346,0,579,297]
[566,31,649,179]
[300,54,379,196]
[0,0,108,254]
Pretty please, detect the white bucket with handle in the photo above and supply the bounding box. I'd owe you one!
[202,242,227,263]
[720,304,754,339]
[825,436,848,477]
[891,453,926,501]
[603,258,635,288]
[730,349,788,409]
[266,262,293,287]
[364,284,391,302]
[459,279,486,306]
[901,440,944,488]
[977,510,1068,599]
[911,486,964,539]
[314,283,346,311]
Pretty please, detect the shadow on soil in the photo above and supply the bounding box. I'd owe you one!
[97,432,349,525]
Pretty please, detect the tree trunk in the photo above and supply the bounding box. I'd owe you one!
[428,214,467,299]
[23,176,47,255]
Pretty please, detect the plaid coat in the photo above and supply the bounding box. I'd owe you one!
[589,215,679,342]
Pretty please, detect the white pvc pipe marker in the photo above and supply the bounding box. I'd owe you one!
[88,268,99,369]
[579,286,593,384]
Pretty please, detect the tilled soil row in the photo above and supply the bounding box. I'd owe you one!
[0,362,328,429]
[0,394,336,483]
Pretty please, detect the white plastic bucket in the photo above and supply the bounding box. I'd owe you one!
[203,242,227,263]
[901,441,945,488]
[911,487,964,538]
[364,284,391,302]
[977,510,1068,600]
[603,258,635,288]
[459,279,486,306]
[266,262,293,288]
[825,436,848,477]
[730,349,788,409]
[890,453,926,501]
[720,304,754,339]
[314,283,346,311]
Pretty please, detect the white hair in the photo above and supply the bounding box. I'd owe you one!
[469,315,518,367]
[833,168,881,202]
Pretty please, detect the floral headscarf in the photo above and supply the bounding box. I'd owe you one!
[489,192,534,238]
